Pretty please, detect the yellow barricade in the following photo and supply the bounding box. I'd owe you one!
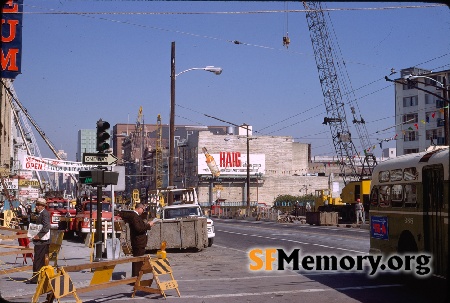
[32,254,180,302]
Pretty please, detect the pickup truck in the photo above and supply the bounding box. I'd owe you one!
[134,188,215,251]
[160,203,215,247]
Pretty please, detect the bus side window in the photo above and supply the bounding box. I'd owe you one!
[391,184,403,207]
[379,185,391,207]
[404,184,417,207]
[370,187,379,207]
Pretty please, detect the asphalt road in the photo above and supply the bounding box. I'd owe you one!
[0,218,447,303]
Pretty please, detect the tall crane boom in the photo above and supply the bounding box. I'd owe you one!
[2,79,78,188]
[303,2,375,184]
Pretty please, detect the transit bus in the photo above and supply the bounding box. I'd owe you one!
[369,146,449,278]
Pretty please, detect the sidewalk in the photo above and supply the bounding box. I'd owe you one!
[0,237,133,302]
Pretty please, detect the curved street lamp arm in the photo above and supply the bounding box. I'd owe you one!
[175,66,223,78]
[385,76,449,103]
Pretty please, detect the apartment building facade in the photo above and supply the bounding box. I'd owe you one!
[395,67,449,156]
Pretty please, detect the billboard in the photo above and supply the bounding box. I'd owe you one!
[198,151,265,176]
[1,0,23,79]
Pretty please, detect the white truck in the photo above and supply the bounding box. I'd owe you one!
[145,188,215,250]
[160,203,215,247]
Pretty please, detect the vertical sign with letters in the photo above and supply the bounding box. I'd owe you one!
[1,0,23,79]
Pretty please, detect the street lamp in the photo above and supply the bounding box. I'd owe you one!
[169,41,222,204]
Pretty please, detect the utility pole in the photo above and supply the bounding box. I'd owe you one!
[169,41,176,205]
[443,76,449,145]
[246,125,250,213]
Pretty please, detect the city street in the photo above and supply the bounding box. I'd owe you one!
[1,219,447,303]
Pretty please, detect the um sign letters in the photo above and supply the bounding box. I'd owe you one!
[1,0,23,79]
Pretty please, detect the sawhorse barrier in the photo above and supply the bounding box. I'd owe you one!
[132,256,180,299]
[32,255,180,302]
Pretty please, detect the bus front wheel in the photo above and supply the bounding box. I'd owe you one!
[397,231,418,253]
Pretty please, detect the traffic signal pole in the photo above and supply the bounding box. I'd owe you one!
[95,184,103,260]
[78,119,119,260]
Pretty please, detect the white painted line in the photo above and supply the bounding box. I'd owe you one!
[218,230,367,254]
[174,284,403,299]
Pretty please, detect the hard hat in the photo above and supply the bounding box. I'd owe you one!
[356,199,360,202]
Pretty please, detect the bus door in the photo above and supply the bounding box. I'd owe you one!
[422,164,445,277]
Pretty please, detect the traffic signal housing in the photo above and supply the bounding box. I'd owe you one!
[96,119,110,152]
[78,170,119,186]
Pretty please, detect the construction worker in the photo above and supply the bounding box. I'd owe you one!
[355,199,364,224]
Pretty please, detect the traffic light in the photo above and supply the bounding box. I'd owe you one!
[96,119,110,152]
[79,170,93,184]
[78,170,119,186]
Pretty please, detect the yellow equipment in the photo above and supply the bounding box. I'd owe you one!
[314,189,344,209]
[340,179,371,204]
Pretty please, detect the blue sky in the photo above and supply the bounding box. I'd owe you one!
[10,1,450,161]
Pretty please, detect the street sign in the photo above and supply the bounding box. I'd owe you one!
[82,153,118,166]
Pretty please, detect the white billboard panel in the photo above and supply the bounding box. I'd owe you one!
[198,152,265,176]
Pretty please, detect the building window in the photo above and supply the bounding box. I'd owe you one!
[425,93,441,105]
[426,129,438,140]
[404,131,418,142]
[403,96,418,107]
[436,99,445,109]
[403,80,418,90]
[402,113,418,124]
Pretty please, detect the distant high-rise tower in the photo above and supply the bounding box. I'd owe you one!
[77,129,106,162]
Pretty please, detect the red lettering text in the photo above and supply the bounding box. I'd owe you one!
[1,19,19,42]
[3,0,19,13]
[220,152,242,167]
[1,48,19,71]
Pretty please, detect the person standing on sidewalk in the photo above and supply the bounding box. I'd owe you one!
[28,198,50,284]
[121,203,155,277]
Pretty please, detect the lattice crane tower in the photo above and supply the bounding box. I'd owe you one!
[303,2,376,184]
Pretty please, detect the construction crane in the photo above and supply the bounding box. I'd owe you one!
[134,106,144,162]
[2,79,77,191]
[156,114,163,189]
[302,2,376,185]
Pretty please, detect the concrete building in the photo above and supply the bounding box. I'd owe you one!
[76,129,100,162]
[394,67,449,156]
[193,129,329,205]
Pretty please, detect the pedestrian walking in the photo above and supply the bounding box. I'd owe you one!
[28,198,50,284]
[355,198,364,224]
[121,203,155,277]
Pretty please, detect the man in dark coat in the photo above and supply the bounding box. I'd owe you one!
[122,203,154,277]
[28,198,51,284]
